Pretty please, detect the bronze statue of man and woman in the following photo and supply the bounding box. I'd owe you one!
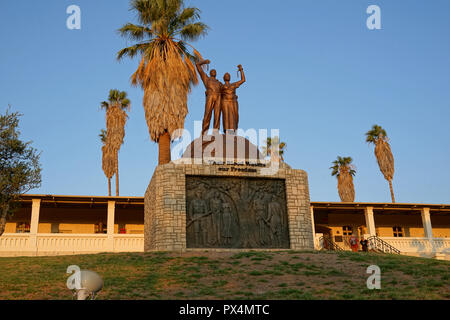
[196,59,246,136]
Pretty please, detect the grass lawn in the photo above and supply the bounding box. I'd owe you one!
[0,250,448,300]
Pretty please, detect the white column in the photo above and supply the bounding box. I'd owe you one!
[421,208,433,239]
[310,206,317,249]
[364,207,376,237]
[29,199,41,253]
[107,201,115,251]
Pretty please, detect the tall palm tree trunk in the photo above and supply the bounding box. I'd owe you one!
[159,131,171,165]
[388,178,395,203]
[108,178,111,197]
[115,150,119,196]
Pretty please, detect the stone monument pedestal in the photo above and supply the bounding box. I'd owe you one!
[144,161,314,252]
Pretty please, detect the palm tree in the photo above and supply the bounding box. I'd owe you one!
[101,90,131,196]
[261,137,287,162]
[330,156,356,202]
[117,0,208,165]
[366,125,396,203]
[100,129,115,196]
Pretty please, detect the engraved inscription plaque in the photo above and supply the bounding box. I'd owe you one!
[186,176,290,249]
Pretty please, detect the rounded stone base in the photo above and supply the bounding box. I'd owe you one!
[182,133,264,163]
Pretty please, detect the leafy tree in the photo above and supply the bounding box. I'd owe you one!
[366,125,396,203]
[0,108,41,236]
[330,156,356,202]
[117,0,208,165]
[101,89,130,196]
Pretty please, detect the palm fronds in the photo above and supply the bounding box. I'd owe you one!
[102,89,130,151]
[101,142,115,180]
[100,90,130,196]
[261,137,287,162]
[365,125,387,144]
[106,106,128,151]
[374,138,395,181]
[99,129,107,144]
[366,124,396,202]
[117,0,208,145]
[100,129,115,197]
[330,156,356,202]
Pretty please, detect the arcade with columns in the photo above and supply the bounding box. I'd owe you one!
[311,202,450,258]
[0,195,449,259]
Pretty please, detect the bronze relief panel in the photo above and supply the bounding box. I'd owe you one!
[186,176,290,249]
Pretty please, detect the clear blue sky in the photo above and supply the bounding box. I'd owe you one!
[1,0,449,203]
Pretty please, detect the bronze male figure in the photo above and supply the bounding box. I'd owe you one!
[267,195,284,247]
[196,59,223,136]
[188,190,209,246]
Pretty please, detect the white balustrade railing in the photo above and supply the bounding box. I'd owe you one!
[1,234,448,257]
[381,237,450,254]
[0,233,144,256]
[114,235,145,252]
[36,234,109,254]
[0,234,30,252]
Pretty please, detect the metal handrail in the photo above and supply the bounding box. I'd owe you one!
[366,236,401,255]
[319,235,343,251]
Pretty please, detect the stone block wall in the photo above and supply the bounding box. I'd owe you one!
[144,162,314,251]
